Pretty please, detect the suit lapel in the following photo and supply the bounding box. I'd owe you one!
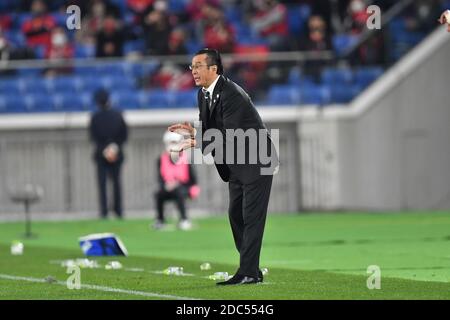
[209,76,224,119]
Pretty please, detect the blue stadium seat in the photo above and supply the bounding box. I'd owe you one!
[0,95,27,113]
[186,39,203,55]
[33,45,46,59]
[0,78,24,94]
[328,85,362,104]
[388,18,407,34]
[173,90,198,108]
[0,0,15,13]
[95,63,126,77]
[109,0,127,14]
[74,65,97,75]
[100,75,135,91]
[224,6,242,24]
[123,40,146,55]
[50,13,67,27]
[53,93,85,111]
[233,22,267,46]
[443,0,450,10]
[17,68,41,78]
[140,90,172,109]
[22,78,50,94]
[300,85,331,105]
[24,93,55,112]
[5,30,26,47]
[47,76,82,93]
[77,76,105,93]
[321,68,353,85]
[168,0,188,13]
[74,44,96,58]
[267,85,301,105]
[332,34,359,56]
[288,67,303,85]
[354,67,383,87]
[287,5,308,35]
[125,61,160,78]
[110,90,140,110]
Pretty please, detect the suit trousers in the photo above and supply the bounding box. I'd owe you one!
[96,160,123,218]
[228,173,273,278]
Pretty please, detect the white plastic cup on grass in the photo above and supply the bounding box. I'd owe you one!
[11,241,24,255]
[200,262,211,270]
[208,272,229,281]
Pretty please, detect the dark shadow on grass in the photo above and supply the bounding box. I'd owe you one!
[265,235,450,248]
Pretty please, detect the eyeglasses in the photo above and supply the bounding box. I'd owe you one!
[188,64,210,71]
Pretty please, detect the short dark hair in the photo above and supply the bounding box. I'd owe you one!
[194,48,224,75]
[94,89,110,109]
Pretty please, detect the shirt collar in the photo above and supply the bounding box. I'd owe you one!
[203,75,220,98]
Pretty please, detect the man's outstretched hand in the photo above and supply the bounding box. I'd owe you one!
[168,122,195,138]
[167,122,196,151]
[438,10,450,32]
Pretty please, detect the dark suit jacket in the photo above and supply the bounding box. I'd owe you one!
[196,75,278,184]
[89,108,128,164]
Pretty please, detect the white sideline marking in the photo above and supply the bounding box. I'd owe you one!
[0,274,200,300]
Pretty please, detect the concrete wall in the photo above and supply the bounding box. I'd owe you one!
[333,27,450,210]
[0,119,300,217]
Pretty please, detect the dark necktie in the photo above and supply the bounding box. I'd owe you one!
[202,89,211,110]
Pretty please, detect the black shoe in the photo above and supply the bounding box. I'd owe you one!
[216,274,259,286]
[258,269,264,283]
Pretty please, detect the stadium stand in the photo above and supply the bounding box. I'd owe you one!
[0,0,446,113]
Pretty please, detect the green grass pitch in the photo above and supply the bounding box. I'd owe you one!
[0,212,450,299]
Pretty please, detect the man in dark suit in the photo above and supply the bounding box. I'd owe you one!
[169,48,278,285]
[89,89,128,219]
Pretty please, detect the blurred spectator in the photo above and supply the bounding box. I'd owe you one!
[228,45,270,101]
[299,15,332,51]
[44,27,74,77]
[148,62,194,91]
[153,131,200,231]
[250,0,289,51]
[76,0,108,45]
[76,1,122,45]
[186,0,220,22]
[142,1,172,55]
[342,0,385,66]
[0,14,13,31]
[95,16,125,57]
[202,2,235,53]
[343,0,369,35]
[21,0,57,49]
[298,15,332,81]
[168,28,188,56]
[0,30,35,76]
[310,0,349,35]
[127,0,155,25]
[404,0,443,34]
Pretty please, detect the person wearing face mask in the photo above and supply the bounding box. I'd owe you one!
[44,27,74,76]
[21,0,56,48]
[152,131,200,231]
